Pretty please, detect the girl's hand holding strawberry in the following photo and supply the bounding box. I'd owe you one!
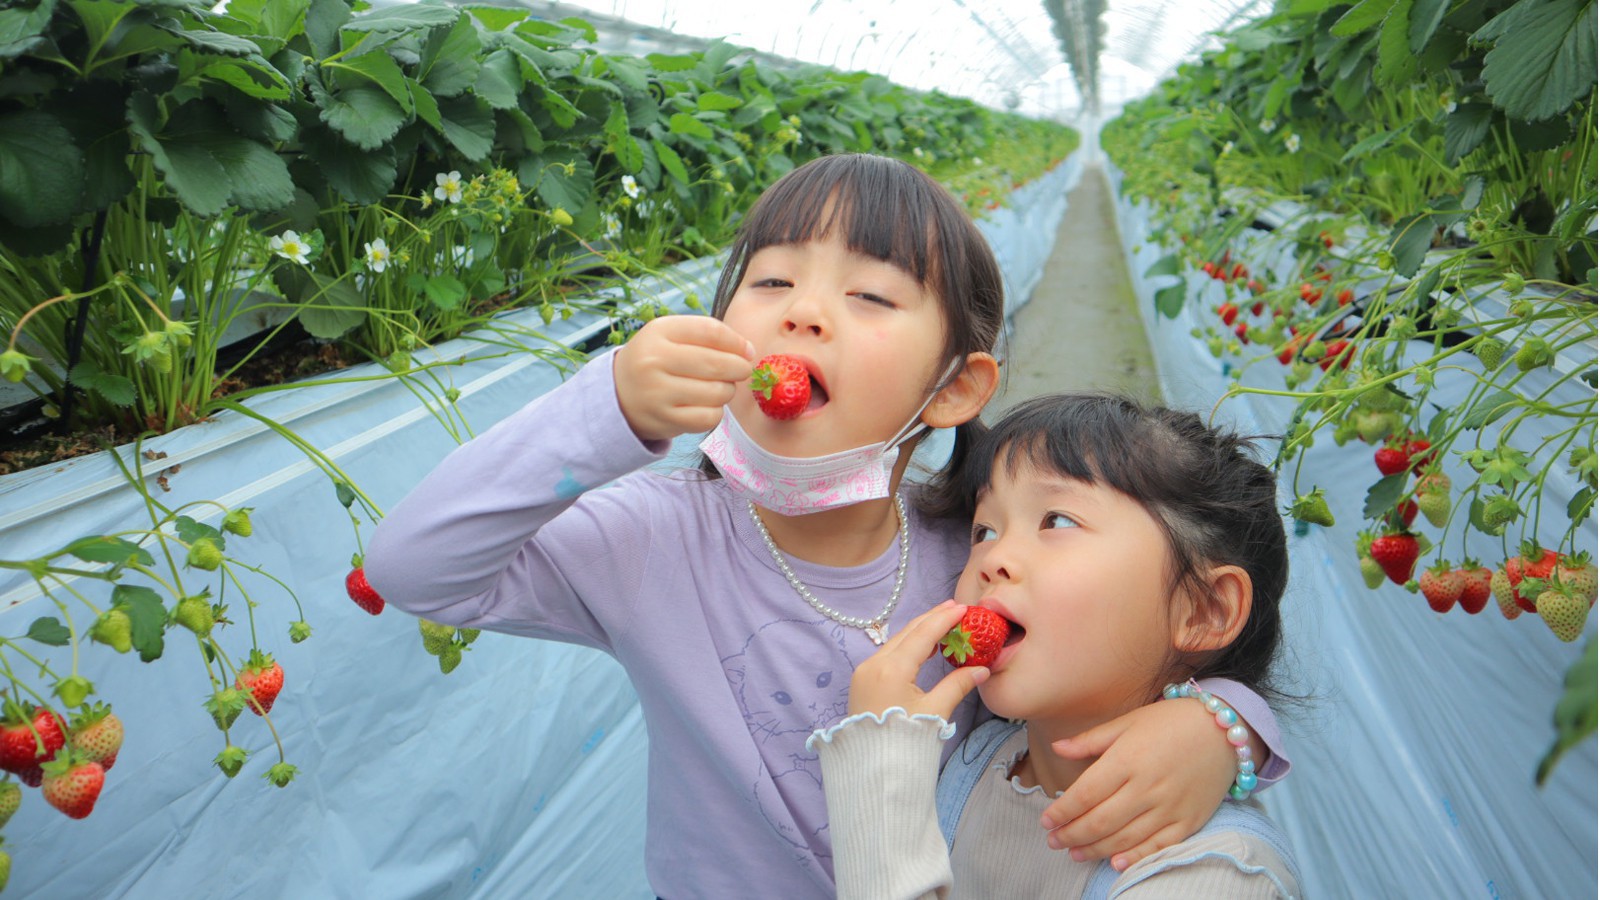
[1036,698,1265,869]
[847,601,991,720]
[613,315,756,442]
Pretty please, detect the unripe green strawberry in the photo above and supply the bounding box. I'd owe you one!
[1417,490,1450,529]
[205,688,247,731]
[1536,585,1588,642]
[1290,489,1334,527]
[69,704,123,771]
[221,508,253,537]
[458,628,480,645]
[0,781,20,828]
[173,596,214,637]
[0,845,10,891]
[438,644,463,674]
[1491,567,1521,619]
[1474,337,1507,370]
[1555,554,1598,606]
[288,620,313,643]
[214,745,247,778]
[90,609,133,654]
[419,620,454,656]
[186,537,223,571]
[0,349,31,383]
[1480,495,1520,530]
[1513,337,1553,372]
[1360,555,1386,589]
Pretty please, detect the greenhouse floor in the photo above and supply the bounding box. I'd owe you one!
[986,162,1160,419]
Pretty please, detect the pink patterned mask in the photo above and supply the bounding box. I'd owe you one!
[699,361,957,516]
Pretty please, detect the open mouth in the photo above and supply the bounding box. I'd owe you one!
[1002,620,1025,648]
[806,373,829,411]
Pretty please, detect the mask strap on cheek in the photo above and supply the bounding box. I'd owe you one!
[884,356,968,451]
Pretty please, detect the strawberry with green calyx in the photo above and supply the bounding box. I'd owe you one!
[70,704,124,772]
[1218,302,1239,325]
[214,745,248,778]
[1554,552,1598,607]
[52,675,92,710]
[458,628,481,645]
[0,349,32,383]
[264,762,298,788]
[419,620,454,656]
[439,644,464,674]
[941,607,1011,669]
[1289,489,1334,527]
[40,750,104,819]
[234,652,284,716]
[1457,561,1493,615]
[205,689,247,731]
[289,620,313,643]
[221,508,254,538]
[749,354,812,420]
[1534,581,1588,642]
[1490,566,1522,619]
[1355,533,1384,589]
[1506,544,1560,612]
[1419,563,1463,613]
[172,595,214,638]
[1474,337,1507,370]
[90,607,133,654]
[0,781,20,828]
[0,837,10,891]
[1513,337,1554,372]
[1415,472,1451,528]
[1369,532,1420,585]
[186,537,223,571]
[1390,499,1418,529]
[1403,438,1435,474]
[0,703,66,777]
[345,559,386,616]
[1374,445,1410,477]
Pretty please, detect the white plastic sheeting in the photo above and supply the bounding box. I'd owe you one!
[0,157,1080,898]
[1107,163,1599,898]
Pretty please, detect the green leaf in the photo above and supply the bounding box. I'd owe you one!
[192,56,292,101]
[1154,284,1186,319]
[646,52,700,72]
[1408,0,1451,52]
[1444,102,1494,163]
[0,110,82,227]
[696,91,741,112]
[112,584,166,663]
[475,48,522,109]
[1386,212,1435,277]
[1144,254,1180,278]
[519,150,594,214]
[668,111,714,140]
[65,535,153,568]
[1340,124,1410,163]
[174,515,222,546]
[1460,389,1519,428]
[316,84,406,151]
[408,77,443,132]
[301,124,397,204]
[417,12,481,97]
[1362,473,1408,519]
[325,49,412,114]
[0,0,57,60]
[274,267,366,339]
[127,94,295,215]
[437,94,496,161]
[156,20,261,56]
[652,138,689,186]
[1570,487,1595,525]
[1474,0,1597,121]
[423,274,467,311]
[1375,0,1419,86]
[68,360,136,407]
[1331,0,1399,35]
[1537,636,1596,784]
[343,3,459,33]
[26,617,71,647]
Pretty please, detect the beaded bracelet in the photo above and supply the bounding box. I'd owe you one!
[1163,680,1258,801]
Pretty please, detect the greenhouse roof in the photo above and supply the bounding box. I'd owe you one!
[511,0,1276,120]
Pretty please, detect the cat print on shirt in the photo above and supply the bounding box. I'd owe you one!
[723,617,861,866]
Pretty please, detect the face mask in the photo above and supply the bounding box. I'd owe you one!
[699,359,961,516]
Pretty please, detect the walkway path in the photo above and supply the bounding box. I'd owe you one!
[985,163,1160,420]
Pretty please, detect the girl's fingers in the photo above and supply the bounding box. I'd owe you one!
[882,600,968,658]
[923,666,989,718]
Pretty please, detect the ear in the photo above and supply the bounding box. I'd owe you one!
[1175,565,1252,653]
[923,352,999,429]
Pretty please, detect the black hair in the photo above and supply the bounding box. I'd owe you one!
[925,392,1290,701]
[698,154,1004,485]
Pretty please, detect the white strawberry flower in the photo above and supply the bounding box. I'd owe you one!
[912,147,924,158]
[1259,118,1276,133]
[1284,133,1301,153]
[602,212,621,239]
[269,230,309,264]
[621,174,640,199]
[1221,141,1235,155]
[364,238,392,273]
[434,170,464,204]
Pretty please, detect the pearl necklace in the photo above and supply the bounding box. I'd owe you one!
[746,494,909,646]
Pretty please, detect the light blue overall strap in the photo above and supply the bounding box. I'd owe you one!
[1084,801,1303,899]
[935,718,1024,849]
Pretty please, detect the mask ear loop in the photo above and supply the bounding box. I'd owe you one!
[883,356,967,452]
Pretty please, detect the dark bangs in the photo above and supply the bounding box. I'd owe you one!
[711,154,957,314]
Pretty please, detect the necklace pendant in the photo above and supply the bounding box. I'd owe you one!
[865,623,887,646]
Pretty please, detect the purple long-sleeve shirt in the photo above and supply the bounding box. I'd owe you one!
[365,350,1289,899]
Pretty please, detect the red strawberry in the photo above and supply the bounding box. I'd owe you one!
[235,652,284,716]
[0,706,65,777]
[1457,563,1493,615]
[69,705,124,772]
[941,607,1011,669]
[1403,438,1435,473]
[1392,499,1418,528]
[1336,288,1354,307]
[1233,321,1249,343]
[1374,446,1409,476]
[1507,547,1559,612]
[1419,565,1463,613]
[345,566,385,616]
[1218,302,1239,325]
[1369,533,1420,585]
[1250,300,1265,315]
[1320,231,1334,249]
[40,751,103,819]
[1319,338,1352,371]
[1202,261,1216,276]
[749,354,812,420]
